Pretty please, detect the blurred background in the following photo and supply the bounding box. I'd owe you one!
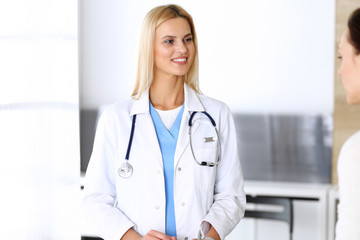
[80,0,335,181]
[1,0,359,239]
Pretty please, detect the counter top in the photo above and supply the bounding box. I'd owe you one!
[244,180,336,199]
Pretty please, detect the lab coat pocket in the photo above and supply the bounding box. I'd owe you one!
[193,147,218,165]
[193,148,217,192]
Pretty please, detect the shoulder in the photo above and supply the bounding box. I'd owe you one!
[346,131,360,145]
[103,98,135,114]
[340,131,360,156]
[338,130,360,172]
[197,93,230,113]
[98,98,135,123]
[194,93,235,130]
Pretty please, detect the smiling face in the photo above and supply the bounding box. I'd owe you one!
[153,17,195,80]
[338,29,360,105]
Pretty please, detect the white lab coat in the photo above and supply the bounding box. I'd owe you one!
[83,83,246,240]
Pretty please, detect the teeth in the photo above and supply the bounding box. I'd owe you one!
[172,58,187,62]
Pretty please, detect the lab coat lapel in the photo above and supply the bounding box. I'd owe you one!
[130,90,163,168]
[174,84,204,168]
[138,114,164,168]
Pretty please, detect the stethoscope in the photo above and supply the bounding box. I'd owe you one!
[118,111,221,178]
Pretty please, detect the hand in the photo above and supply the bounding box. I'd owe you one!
[141,230,177,240]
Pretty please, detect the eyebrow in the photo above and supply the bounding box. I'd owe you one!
[161,33,192,40]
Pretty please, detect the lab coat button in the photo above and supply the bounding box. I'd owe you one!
[177,167,182,171]
[184,237,188,240]
[181,202,185,206]
[155,205,159,210]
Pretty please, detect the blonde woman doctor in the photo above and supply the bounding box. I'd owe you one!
[83,4,246,240]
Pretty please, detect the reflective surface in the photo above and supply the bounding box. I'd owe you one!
[234,114,332,183]
[81,111,332,183]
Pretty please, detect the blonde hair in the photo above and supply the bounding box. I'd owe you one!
[131,4,200,99]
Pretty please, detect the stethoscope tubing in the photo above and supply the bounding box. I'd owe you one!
[125,114,137,161]
[120,110,221,178]
[189,111,216,127]
[188,111,221,167]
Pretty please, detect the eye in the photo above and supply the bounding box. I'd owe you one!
[164,39,174,44]
[337,56,342,60]
[184,37,193,43]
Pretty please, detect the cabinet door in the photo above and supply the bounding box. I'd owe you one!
[226,200,327,240]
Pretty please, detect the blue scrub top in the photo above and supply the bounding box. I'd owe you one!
[150,103,184,237]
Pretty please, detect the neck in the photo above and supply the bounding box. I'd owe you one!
[150,75,185,110]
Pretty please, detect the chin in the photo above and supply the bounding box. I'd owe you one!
[347,95,360,105]
[172,71,188,77]
[171,67,190,76]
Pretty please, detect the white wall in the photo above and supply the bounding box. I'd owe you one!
[80,0,335,114]
[0,0,80,239]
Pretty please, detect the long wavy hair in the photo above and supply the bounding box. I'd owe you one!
[131,4,200,99]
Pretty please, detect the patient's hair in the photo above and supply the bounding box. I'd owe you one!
[348,8,360,54]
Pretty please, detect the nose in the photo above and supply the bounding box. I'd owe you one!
[176,42,187,53]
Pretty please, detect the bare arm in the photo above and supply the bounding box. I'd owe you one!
[121,228,176,240]
[121,228,141,240]
[206,226,220,240]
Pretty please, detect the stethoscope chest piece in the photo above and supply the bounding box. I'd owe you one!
[118,161,133,178]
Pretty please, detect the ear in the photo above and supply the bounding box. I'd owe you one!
[355,53,360,70]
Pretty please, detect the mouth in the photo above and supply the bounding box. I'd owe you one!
[171,57,188,63]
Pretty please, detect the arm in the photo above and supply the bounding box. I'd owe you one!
[83,107,135,240]
[206,226,221,240]
[201,105,246,240]
[121,228,176,240]
[121,228,141,240]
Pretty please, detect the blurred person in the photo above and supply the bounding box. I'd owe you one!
[336,7,360,240]
[83,4,245,240]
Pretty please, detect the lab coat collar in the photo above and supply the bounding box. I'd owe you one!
[130,90,150,116]
[183,83,205,113]
[130,83,204,116]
